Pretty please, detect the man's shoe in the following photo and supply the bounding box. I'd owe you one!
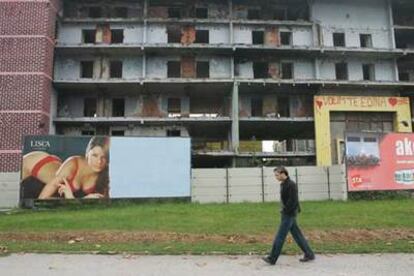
[299,254,315,262]
[262,256,276,265]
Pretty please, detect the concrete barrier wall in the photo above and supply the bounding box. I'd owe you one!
[0,173,20,208]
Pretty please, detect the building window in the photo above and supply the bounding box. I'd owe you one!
[253,62,268,78]
[247,9,261,20]
[277,96,290,117]
[280,32,292,46]
[84,98,97,117]
[111,29,124,44]
[333,32,345,47]
[110,61,123,78]
[335,63,348,80]
[196,61,210,78]
[251,98,263,117]
[362,64,375,81]
[113,7,128,18]
[252,31,264,45]
[88,7,102,18]
[167,26,181,43]
[195,30,209,43]
[360,34,373,48]
[273,8,287,20]
[196,8,208,19]
[168,7,181,18]
[112,98,125,117]
[399,72,410,82]
[80,61,94,78]
[167,61,181,78]
[281,63,293,79]
[167,129,181,137]
[82,30,96,43]
[168,98,181,114]
[81,130,96,136]
[111,130,125,136]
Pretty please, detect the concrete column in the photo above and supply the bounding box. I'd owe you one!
[231,81,239,153]
[387,0,396,49]
[229,0,233,45]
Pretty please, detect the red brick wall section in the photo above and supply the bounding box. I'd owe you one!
[0,0,60,172]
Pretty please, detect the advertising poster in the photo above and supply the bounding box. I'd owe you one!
[20,136,191,201]
[346,132,414,191]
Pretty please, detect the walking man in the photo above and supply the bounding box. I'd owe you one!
[262,166,315,265]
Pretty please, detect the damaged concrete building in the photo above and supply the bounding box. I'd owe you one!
[2,0,414,170]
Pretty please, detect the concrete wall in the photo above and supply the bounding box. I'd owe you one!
[192,165,347,203]
[0,173,19,208]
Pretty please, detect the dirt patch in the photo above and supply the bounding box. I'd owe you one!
[1,229,413,245]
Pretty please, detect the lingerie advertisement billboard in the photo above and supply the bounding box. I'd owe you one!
[20,136,191,201]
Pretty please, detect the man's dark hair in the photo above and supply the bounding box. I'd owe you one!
[274,166,289,176]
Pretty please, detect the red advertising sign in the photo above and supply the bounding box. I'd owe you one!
[346,133,414,191]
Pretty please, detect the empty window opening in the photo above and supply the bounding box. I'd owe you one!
[80,61,94,78]
[196,61,210,78]
[84,98,97,117]
[167,129,181,136]
[195,30,209,43]
[113,7,128,18]
[168,61,181,77]
[168,7,181,18]
[82,30,96,43]
[362,64,375,81]
[280,32,292,45]
[360,34,373,48]
[281,63,293,79]
[335,63,348,80]
[277,96,290,117]
[196,8,208,19]
[168,98,181,114]
[110,61,123,78]
[112,98,125,117]
[399,72,410,81]
[111,130,125,136]
[247,9,261,20]
[81,130,95,136]
[253,62,268,78]
[252,31,264,44]
[273,8,287,20]
[251,98,263,117]
[111,29,124,43]
[88,7,102,18]
[167,26,181,43]
[333,32,345,47]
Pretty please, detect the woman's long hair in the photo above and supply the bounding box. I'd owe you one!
[85,136,110,197]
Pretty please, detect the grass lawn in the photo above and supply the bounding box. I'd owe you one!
[0,199,413,255]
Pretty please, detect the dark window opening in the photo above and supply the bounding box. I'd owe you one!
[88,7,102,18]
[273,8,287,20]
[281,63,293,79]
[112,130,125,136]
[335,63,348,80]
[280,32,292,45]
[399,72,410,81]
[167,26,181,43]
[333,32,345,47]
[196,61,210,78]
[277,96,290,117]
[113,7,128,18]
[195,30,209,43]
[252,31,264,45]
[81,130,95,136]
[110,61,123,78]
[168,61,181,77]
[360,34,372,48]
[82,30,96,43]
[84,98,97,117]
[80,61,94,78]
[253,62,268,78]
[251,98,263,117]
[196,8,208,19]
[168,98,181,113]
[168,7,181,18]
[112,98,125,117]
[167,129,181,137]
[362,64,375,81]
[111,29,124,43]
[247,9,261,20]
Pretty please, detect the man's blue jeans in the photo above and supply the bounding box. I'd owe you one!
[269,213,314,263]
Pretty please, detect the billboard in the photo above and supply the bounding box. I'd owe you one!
[20,136,191,201]
[346,132,414,191]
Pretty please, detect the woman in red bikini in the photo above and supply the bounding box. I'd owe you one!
[38,136,110,199]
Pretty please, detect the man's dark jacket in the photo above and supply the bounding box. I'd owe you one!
[280,177,301,216]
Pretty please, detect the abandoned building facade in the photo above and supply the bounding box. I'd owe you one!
[2,0,414,172]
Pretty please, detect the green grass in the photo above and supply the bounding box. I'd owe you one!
[0,199,413,254]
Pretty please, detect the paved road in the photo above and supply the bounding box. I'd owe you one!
[0,253,413,276]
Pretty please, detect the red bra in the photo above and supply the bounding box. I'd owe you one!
[31,155,62,179]
[66,158,96,195]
